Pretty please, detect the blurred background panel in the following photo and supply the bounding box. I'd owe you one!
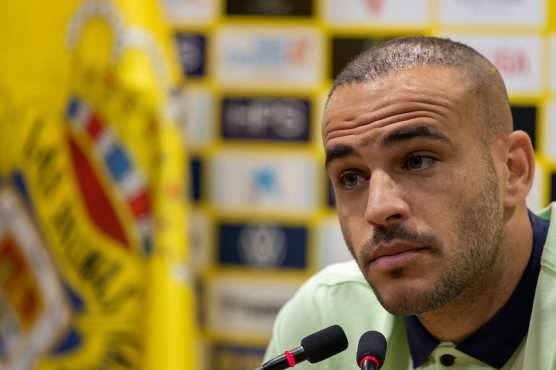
[1,0,555,370]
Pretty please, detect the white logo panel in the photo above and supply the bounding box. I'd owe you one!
[207,276,301,337]
[439,0,545,27]
[323,0,431,27]
[215,26,323,88]
[526,160,545,212]
[317,217,353,269]
[161,0,218,25]
[545,102,556,162]
[179,87,215,150]
[550,35,556,93]
[443,34,543,95]
[209,151,319,214]
[189,210,211,272]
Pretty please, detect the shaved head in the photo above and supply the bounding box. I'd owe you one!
[327,36,513,142]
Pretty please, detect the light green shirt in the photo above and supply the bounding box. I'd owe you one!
[265,205,556,369]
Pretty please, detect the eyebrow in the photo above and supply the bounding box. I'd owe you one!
[325,144,360,168]
[382,126,453,148]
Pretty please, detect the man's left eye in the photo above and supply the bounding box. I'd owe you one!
[403,154,437,171]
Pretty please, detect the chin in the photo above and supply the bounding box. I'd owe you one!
[370,276,442,316]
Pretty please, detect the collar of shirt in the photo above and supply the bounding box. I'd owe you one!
[404,211,550,369]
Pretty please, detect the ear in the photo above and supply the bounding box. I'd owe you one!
[502,130,535,208]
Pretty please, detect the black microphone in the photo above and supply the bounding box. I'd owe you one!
[257,325,348,370]
[356,331,387,370]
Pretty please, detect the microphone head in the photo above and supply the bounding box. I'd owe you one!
[300,325,348,363]
[356,331,387,368]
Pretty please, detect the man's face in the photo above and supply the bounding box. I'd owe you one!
[323,67,505,315]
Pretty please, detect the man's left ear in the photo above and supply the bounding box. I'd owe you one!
[503,130,535,207]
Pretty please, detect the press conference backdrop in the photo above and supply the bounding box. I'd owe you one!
[2,1,553,370]
[162,0,556,369]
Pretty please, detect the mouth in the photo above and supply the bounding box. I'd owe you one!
[369,243,429,272]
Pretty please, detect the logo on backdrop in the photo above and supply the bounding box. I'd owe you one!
[239,224,287,267]
[175,32,206,77]
[226,36,311,67]
[364,0,384,15]
[250,165,282,201]
[492,48,529,76]
[221,97,310,142]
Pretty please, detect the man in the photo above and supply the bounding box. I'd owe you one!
[264,36,555,369]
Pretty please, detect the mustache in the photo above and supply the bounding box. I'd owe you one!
[360,224,441,258]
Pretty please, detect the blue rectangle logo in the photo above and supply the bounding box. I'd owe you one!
[218,222,307,269]
[175,32,206,77]
[221,97,311,142]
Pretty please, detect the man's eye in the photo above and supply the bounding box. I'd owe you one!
[338,172,366,190]
[404,154,437,171]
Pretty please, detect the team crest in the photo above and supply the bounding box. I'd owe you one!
[0,187,70,370]
[64,96,154,255]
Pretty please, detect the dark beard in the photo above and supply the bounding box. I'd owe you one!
[342,151,505,315]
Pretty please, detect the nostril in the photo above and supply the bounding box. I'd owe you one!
[387,213,402,221]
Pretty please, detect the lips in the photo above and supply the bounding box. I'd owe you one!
[369,242,428,271]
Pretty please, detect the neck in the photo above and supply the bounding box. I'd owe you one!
[416,206,533,343]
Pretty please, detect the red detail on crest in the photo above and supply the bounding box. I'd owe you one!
[68,137,130,249]
[129,191,151,218]
[86,114,104,140]
[0,234,43,328]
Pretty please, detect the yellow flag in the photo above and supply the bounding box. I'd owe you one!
[0,1,197,369]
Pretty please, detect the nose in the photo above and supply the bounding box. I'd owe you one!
[365,171,409,226]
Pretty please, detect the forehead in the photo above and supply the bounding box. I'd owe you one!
[323,67,474,145]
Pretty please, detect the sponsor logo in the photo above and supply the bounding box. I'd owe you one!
[239,224,287,267]
[440,0,544,27]
[445,35,542,94]
[175,32,206,77]
[221,97,311,142]
[323,0,429,26]
[162,0,217,24]
[218,222,307,268]
[250,166,281,201]
[364,0,384,15]
[216,27,321,87]
[226,36,311,67]
[210,152,318,213]
[207,277,300,336]
[492,48,529,76]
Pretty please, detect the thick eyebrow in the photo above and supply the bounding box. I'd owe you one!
[325,144,360,168]
[382,126,453,148]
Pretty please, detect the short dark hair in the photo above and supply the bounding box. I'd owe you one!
[328,36,513,138]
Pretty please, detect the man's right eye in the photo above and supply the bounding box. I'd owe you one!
[338,171,366,190]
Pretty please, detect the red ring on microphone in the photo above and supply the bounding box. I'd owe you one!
[284,351,296,368]
[359,355,380,369]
